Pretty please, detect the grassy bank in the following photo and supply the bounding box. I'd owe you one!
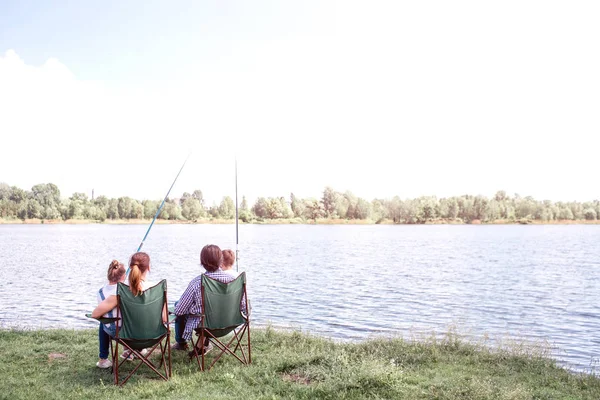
[1,328,599,399]
[2,217,600,225]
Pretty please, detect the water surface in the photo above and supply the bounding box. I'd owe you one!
[1,224,599,372]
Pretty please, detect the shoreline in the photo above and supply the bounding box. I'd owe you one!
[1,218,600,225]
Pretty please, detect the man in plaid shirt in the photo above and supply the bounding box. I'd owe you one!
[173,244,245,352]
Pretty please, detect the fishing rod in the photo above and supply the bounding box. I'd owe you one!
[235,156,239,272]
[128,153,191,274]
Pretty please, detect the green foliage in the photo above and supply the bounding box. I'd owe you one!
[583,208,597,220]
[321,186,338,218]
[239,196,252,222]
[142,200,159,219]
[0,328,599,400]
[251,197,268,219]
[161,200,183,220]
[218,196,236,219]
[1,182,599,224]
[181,197,205,220]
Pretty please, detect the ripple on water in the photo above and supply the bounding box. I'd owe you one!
[1,224,600,372]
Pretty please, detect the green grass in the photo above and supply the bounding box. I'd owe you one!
[0,327,599,400]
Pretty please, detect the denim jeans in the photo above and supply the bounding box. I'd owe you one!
[173,300,187,344]
[98,323,110,359]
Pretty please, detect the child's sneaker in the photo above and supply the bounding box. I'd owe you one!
[120,350,135,361]
[96,358,113,369]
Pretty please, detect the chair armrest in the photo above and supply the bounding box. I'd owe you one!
[167,309,202,323]
[85,313,120,325]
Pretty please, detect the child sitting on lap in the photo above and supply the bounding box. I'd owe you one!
[96,260,126,369]
[221,249,239,278]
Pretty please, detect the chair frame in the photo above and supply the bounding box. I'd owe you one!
[189,273,251,371]
[110,280,172,386]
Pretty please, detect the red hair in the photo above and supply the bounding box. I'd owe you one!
[129,252,150,296]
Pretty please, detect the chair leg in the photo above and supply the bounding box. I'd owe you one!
[167,332,172,378]
[117,340,170,387]
[247,323,251,364]
[114,340,119,386]
[200,331,205,372]
[207,328,249,370]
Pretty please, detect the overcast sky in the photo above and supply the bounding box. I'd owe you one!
[1,0,599,205]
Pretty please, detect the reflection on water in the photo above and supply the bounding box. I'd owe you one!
[1,224,599,372]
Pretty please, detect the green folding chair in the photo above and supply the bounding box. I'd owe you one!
[89,279,172,386]
[190,272,251,371]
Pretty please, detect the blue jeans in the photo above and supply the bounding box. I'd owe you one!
[98,322,116,359]
[174,315,187,344]
[173,300,187,344]
[98,323,110,359]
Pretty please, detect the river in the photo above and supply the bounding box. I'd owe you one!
[1,224,599,372]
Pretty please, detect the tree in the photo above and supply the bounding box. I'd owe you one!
[107,199,119,219]
[239,196,252,222]
[0,183,10,201]
[341,191,357,219]
[494,190,508,202]
[399,199,420,224]
[583,208,597,220]
[181,197,204,220]
[472,196,488,221]
[27,199,42,219]
[252,197,269,219]
[218,196,235,219]
[279,197,293,219]
[31,183,61,208]
[290,193,305,219]
[131,200,143,219]
[179,192,192,206]
[142,200,159,219]
[485,200,501,222]
[162,200,182,220]
[290,193,304,218]
[417,197,438,222]
[458,196,474,223]
[67,192,89,219]
[321,187,338,218]
[447,198,459,219]
[558,207,574,220]
[117,197,134,219]
[371,199,387,222]
[192,190,205,206]
[304,199,324,220]
[385,196,402,222]
[354,198,372,220]
[94,195,109,209]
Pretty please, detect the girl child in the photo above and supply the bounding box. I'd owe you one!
[95,260,126,368]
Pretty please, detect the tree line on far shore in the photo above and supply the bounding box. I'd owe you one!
[0,182,599,224]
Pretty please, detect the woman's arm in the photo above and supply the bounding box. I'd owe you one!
[91,295,118,319]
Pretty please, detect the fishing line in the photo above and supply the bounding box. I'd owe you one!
[235,156,239,272]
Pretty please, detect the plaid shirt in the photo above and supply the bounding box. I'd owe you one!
[175,270,245,341]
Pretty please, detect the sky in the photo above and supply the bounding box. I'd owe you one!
[1,0,599,205]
